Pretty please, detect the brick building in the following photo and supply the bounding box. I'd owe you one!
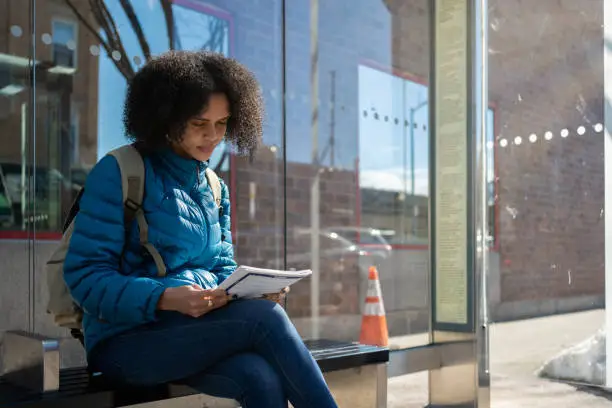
[489,1,604,317]
[0,0,100,231]
[0,0,100,164]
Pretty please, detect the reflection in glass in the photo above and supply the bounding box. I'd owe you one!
[284,0,435,349]
[0,4,33,233]
[10,0,236,235]
[0,0,36,339]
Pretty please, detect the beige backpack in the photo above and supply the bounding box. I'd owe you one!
[46,144,222,342]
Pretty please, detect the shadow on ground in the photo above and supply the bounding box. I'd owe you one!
[573,384,612,401]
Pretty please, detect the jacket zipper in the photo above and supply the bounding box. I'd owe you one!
[196,162,201,185]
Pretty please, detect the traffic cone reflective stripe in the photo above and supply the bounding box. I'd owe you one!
[359,266,389,347]
[364,300,385,317]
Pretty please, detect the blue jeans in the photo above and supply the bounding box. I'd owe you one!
[88,299,338,408]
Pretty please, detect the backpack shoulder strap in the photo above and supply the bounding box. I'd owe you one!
[107,145,145,223]
[205,167,222,208]
[107,145,167,277]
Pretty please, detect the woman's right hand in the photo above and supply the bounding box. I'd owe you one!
[157,284,229,317]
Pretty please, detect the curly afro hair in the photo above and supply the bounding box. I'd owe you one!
[123,50,263,155]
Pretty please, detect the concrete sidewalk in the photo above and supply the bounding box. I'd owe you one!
[387,309,611,407]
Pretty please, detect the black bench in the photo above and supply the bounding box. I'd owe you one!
[0,339,389,407]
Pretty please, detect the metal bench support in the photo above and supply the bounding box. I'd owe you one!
[1,331,60,393]
[324,363,388,408]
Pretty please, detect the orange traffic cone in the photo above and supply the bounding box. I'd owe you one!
[359,266,389,347]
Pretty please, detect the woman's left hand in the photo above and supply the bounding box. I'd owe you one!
[262,287,290,305]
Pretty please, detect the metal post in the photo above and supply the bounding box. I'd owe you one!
[401,83,407,243]
[474,0,490,404]
[329,70,336,168]
[21,102,27,231]
[427,0,488,406]
[409,100,427,199]
[309,0,320,340]
[604,0,612,389]
[29,0,37,335]
[409,100,427,237]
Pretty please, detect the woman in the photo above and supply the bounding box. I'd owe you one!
[63,50,338,408]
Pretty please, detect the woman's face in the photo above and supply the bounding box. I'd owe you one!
[173,93,230,162]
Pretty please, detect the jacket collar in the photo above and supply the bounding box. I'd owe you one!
[155,148,209,188]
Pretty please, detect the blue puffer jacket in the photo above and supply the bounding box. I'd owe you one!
[63,148,237,355]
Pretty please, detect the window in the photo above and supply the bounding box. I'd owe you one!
[52,19,77,69]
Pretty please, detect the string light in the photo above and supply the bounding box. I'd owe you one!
[357,104,603,150]
[495,123,605,148]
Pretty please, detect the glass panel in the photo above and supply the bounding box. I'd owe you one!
[28,0,246,236]
[284,0,432,350]
[211,0,285,270]
[0,0,34,338]
[28,0,283,366]
[488,0,607,404]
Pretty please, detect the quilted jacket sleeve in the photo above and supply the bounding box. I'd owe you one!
[63,155,166,325]
[211,178,237,283]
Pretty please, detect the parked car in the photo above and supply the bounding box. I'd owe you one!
[323,226,393,260]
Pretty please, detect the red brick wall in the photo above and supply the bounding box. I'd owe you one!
[230,147,361,317]
[488,0,604,303]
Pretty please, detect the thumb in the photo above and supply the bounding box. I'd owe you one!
[190,284,204,291]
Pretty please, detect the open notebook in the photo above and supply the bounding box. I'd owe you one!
[219,266,312,299]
